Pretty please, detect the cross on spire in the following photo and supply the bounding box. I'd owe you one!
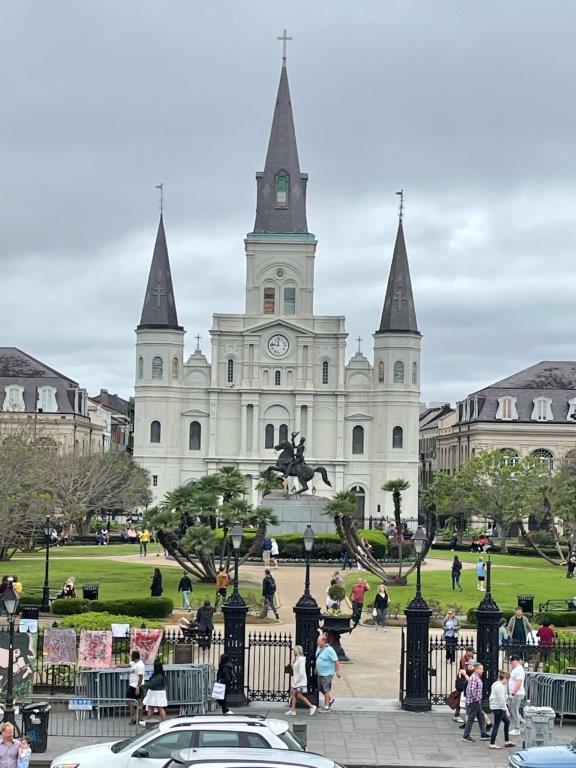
[394,284,407,311]
[396,189,404,222]
[356,336,363,354]
[277,29,292,65]
[153,282,166,308]
[156,183,164,215]
[195,334,202,352]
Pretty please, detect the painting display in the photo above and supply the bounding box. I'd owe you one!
[130,628,163,664]
[78,630,113,668]
[0,632,37,702]
[44,628,77,666]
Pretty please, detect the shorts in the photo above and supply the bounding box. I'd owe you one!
[477,576,485,581]
[217,588,227,597]
[126,685,142,700]
[290,685,308,694]
[317,675,333,693]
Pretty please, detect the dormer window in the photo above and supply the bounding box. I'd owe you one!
[496,396,518,421]
[532,397,553,422]
[275,170,289,207]
[3,385,25,412]
[567,398,576,422]
[37,386,58,413]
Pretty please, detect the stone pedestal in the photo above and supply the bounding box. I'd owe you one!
[263,493,333,535]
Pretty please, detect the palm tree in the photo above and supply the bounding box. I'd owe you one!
[382,479,410,576]
[239,505,279,565]
[216,466,247,502]
[255,468,284,498]
[324,491,386,577]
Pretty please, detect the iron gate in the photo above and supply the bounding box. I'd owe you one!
[246,631,293,702]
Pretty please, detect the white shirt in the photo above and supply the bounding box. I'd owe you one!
[129,659,145,688]
[271,540,279,556]
[291,656,307,689]
[508,665,525,697]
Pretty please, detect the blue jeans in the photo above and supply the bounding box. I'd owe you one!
[261,596,278,618]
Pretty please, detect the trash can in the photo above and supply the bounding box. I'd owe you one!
[82,583,99,601]
[21,701,51,753]
[523,706,555,748]
[19,604,40,620]
[517,594,534,613]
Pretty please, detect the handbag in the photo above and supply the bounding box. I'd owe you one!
[446,689,461,710]
[455,676,467,692]
[211,682,226,699]
[284,663,293,675]
[372,608,377,617]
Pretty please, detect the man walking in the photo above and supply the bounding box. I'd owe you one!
[349,577,370,627]
[462,663,491,743]
[0,723,20,768]
[476,557,486,590]
[178,571,193,610]
[262,536,273,568]
[214,566,230,610]
[507,607,532,647]
[315,636,341,711]
[139,527,150,557]
[126,650,145,724]
[260,569,279,619]
[507,655,526,735]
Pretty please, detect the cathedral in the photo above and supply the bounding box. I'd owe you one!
[133,53,421,523]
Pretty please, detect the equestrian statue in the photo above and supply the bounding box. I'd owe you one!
[266,431,332,495]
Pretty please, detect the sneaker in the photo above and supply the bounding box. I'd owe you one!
[138,720,147,727]
[328,698,335,709]
[458,723,465,729]
[462,736,475,743]
[309,705,317,716]
[489,744,501,749]
[285,710,296,716]
[509,729,520,736]
[504,742,516,748]
[453,716,464,723]
[480,735,491,740]
[225,711,234,716]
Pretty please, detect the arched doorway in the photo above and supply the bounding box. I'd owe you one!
[350,485,366,528]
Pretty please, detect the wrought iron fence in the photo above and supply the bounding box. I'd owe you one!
[429,634,477,705]
[246,631,293,702]
[23,694,140,738]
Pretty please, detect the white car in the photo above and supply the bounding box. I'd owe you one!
[162,747,344,768]
[50,716,304,768]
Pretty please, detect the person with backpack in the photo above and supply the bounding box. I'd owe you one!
[260,568,279,619]
[216,653,235,715]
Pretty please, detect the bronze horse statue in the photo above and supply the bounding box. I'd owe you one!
[266,435,332,495]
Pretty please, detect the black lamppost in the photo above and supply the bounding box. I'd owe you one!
[41,516,54,613]
[402,528,431,712]
[476,553,502,710]
[3,579,20,724]
[293,525,320,706]
[222,522,248,707]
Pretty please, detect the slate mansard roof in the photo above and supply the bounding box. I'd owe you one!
[459,361,576,424]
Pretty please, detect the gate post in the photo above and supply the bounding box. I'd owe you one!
[402,543,431,712]
[476,556,502,710]
[293,527,321,706]
[222,529,249,707]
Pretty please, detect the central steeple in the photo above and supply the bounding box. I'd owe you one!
[252,42,309,235]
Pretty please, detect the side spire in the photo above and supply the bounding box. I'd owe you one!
[377,200,419,335]
[252,33,308,235]
[138,214,182,330]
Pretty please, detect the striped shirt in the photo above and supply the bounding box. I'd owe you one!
[465,673,483,704]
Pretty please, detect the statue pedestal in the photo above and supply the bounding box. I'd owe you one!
[263,493,333,535]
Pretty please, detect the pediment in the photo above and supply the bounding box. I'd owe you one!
[344,412,373,421]
[181,408,210,417]
[243,318,313,336]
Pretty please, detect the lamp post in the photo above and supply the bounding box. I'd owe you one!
[3,578,20,724]
[222,522,248,707]
[402,528,431,712]
[476,553,502,709]
[293,525,320,706]
[41,516,54,613]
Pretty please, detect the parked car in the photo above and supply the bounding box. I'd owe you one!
[508,743,576,767]
[50,716,304,768]
[161,748,345,768]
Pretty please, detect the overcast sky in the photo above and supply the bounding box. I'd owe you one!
[2,1,576,405]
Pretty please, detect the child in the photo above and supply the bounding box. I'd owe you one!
[18,736,32,768]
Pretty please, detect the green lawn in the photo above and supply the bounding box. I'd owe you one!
[14,543,160,559]
[426,548,558,570]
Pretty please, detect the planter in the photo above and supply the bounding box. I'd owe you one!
[320,614,354,662]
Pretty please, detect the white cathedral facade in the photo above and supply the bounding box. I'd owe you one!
[133,57,422,523]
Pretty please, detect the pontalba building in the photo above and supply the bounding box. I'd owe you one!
[133,53,422,522]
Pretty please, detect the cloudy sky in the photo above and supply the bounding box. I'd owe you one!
[2,1,576,405]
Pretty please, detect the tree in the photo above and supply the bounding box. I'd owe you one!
[382,479,410,576]
[255,468,284,498]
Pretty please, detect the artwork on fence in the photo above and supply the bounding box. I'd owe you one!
[130,628,163,664]
[78,630,113,668]
[0,632,36,702]
[44,629,77,666]
[111,623,130,638]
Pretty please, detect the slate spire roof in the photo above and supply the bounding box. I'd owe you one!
[252,62,309,234]
[376,219,419,334]
[138,215,182,330]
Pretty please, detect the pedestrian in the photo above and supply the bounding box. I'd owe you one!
[331,569,343,586]
[214,566,230,610]
[177,571,193,611]
[507,655,526,735]
[139,527,150,557]
[535,616,555,670]
[196,599,215,647]
[488,671,514,749]
[567,555,576,579]
[260,568,279,619]
[0,723,20,768]
[16,735,31,768]
[150,567,163,597]
[325,579,340,610]
[340,541,350,571]
[13,576,22,596]
[349,577,370,627]
[476,557,486,590]
[462,662,490,743]
[498,617,510,669]
[373,584,389,631]
[261,535,272,567]
[452,646,474,724]
[126,650,145,724]
[140,660,168,723]
[451,556,463,591]
[449,532,458,551]
[315,635,341,711]
[270,537,280,568]
[443,609,461,662]
[216,653,235,715]
[507,606,532,648]
[285,645,316,716]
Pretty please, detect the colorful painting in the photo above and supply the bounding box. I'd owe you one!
[130,628,163,664]
[0,632,37,702]
[44,628,77,666]
[78,630,113,668]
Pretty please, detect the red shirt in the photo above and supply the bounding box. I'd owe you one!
[537,626,555,646]
[351,583,369,603]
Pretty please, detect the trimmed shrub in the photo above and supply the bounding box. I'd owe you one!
[51,598,90,615]
[59,612,163,631]
[52,597,174,619]
[466,608,576,627]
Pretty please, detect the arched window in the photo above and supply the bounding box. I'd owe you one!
[412,362,417,385]
[279,424,288,443]
[284,286,296,315]
[152,356,163,380]
[150,420,161,443]
[532,397,553,421]
[532,448,554,472]
[189,421,201,451]
[172,357,179,379]
[3,385,25,412]
[227,359,234,384]
[500,448,519,467]
[392,426,403,449]
[275,170,289,207]
[137,356,144,380]
[37,386,58,413]
[263,286,275,314]
[352,425,364,455]
[274,370,281,386]
[351,485,365,527]
[393,361,404,384]
[378,361,385,383]
[322,360,329,385]
[265,423,275,449]
[496,396,518,420]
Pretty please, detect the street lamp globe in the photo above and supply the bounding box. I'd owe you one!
[412,528,426,556]
[3,580,20,618]
[302,525,315,553]
[231,523,243,553]
[43,517,54,539]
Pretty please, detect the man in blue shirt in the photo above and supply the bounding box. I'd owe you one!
[476,558,486,591]
[315,636,341,711]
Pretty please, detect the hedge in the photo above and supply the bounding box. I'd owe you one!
[52,597,174,619]
[238,529,388,561]
[59,612,164,631]
[433,542,562,559]
[466,607,576,627]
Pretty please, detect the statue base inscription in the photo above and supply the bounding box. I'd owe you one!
[263,492,334,535]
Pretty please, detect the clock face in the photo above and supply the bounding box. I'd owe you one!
[267,334,289,357]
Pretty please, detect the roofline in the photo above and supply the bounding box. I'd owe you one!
[0,347,79,385]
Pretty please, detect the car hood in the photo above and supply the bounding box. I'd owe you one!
[510,745,576,767]
[51,741,115,763]
[266,718,290,736]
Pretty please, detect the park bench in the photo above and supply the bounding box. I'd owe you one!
[538,599,576,613]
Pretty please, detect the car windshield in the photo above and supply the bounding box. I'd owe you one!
[110,725,160,753]
[277,731,304,751]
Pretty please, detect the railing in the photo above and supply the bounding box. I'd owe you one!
[428,634,476,705]
[23,695,140,738]
[246,631,293,702]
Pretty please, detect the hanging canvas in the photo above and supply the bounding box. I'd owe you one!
[0,632,37,702]
[130,628,163,664]
[44,628,77,666]
[78,630,113,668]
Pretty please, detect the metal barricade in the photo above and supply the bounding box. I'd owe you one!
[21,695,139,738]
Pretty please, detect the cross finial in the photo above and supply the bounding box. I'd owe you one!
[396,189,404,222]
[356,336,363,354]
[156,183,164,215]
[195,334,201,352]
[277,29,292,66]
